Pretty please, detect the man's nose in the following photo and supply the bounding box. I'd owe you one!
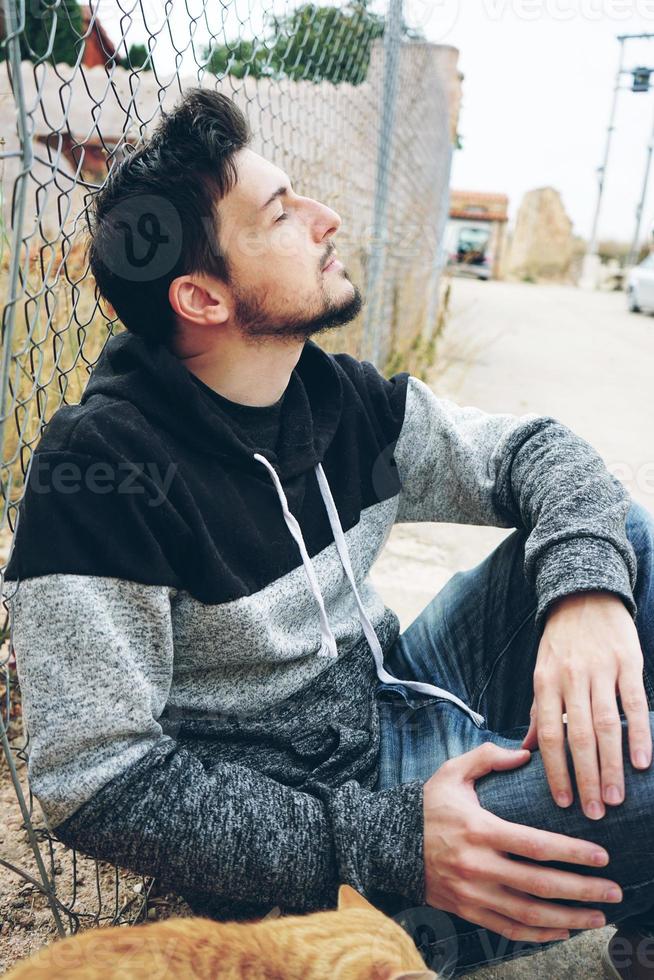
[312,199,341,242]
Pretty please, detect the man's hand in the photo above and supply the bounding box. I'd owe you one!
[522,590,652,819]
[423,742,623,942]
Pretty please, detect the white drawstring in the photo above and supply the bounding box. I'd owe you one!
[254,453,338,659]
[314,462,485,729]
[253,452,485,728]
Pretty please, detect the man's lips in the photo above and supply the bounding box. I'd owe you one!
[323,255,343,273]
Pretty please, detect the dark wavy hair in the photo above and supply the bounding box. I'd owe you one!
[87,88,252,347]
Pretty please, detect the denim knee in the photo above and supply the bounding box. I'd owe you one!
[626,500,654,560]
[624,500,654,701]
[624,500,654,605]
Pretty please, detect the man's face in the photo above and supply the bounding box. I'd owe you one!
[216,148,362,342]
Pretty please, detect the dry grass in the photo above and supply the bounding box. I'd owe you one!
[1,237,123,513]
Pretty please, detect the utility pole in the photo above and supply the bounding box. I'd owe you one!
[627,82,654,267]
[587,38,626,259]
[581,33,654,288]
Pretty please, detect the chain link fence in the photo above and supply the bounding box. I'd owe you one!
[0,0,460,958]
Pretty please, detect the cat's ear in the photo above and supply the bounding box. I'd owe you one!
[336,884,377,911]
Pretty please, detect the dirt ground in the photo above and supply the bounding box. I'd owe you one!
[1,276,652,976]
[370,275,654,978]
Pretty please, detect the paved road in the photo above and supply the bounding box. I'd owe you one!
[370,276,654,978]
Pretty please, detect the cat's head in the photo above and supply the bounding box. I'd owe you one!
[337,884,439,980]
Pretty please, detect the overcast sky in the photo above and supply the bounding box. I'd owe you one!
[97,0,654,244]
[411,0,654,244]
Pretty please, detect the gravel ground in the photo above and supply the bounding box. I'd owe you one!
[370,275,654,979]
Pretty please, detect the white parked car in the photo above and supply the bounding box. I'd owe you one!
[627,252,654,313]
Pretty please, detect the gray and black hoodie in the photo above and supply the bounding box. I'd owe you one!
[3,331,637,919]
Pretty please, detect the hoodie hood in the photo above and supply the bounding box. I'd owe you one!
[80,332,343,481]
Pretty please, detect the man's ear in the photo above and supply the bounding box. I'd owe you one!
[168,274,230,326]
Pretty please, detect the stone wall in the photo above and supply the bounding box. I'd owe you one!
[505,187,577,283]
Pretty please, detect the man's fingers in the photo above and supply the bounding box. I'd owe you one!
[458,742,531,782]
[456,904,570,945]
[491,884,608,933]
[532,685,573,807]
[480,853,623,906]
[483,812,611,868]
[591,679,625,807]
[618,665,652,772]
[521,700,539,751]
[460,879,609,937]
[565,683,605,820]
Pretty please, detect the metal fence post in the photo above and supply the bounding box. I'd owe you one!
[424,138,455,343]
[0,0,32,476]
[361,0,403,367]
[0,2,70,931]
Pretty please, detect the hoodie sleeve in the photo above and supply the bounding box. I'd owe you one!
[4,450,426,914]
[359,365,637,629]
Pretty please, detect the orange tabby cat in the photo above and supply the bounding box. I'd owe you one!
[4,884,438,979]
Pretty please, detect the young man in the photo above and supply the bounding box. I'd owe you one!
[4,88,654,978]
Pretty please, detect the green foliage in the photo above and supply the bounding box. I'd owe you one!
[267,1,385,84]
[203,0,425,86]
[125,42,153,71]
[204,38,272,81]
[18,0,84,67]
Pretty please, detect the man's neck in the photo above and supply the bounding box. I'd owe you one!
[172,330,304,408]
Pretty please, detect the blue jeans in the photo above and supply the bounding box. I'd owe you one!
[374,501,654,977]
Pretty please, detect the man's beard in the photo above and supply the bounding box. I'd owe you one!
[231,273,364,345]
